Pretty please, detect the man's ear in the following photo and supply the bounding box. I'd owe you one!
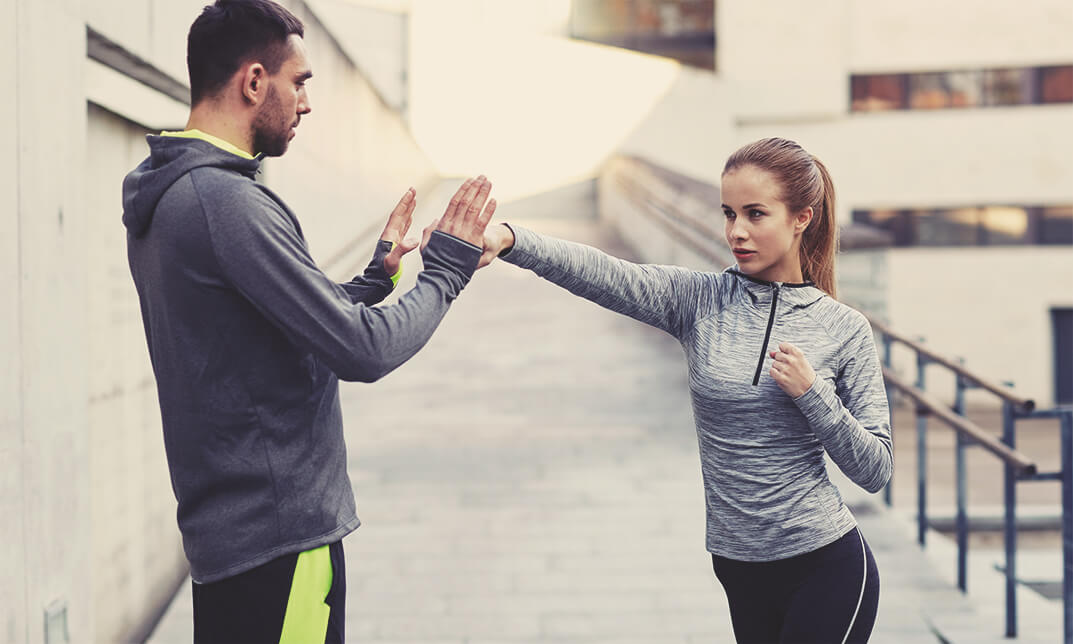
[240,63,267,105]
[795,207,814,235]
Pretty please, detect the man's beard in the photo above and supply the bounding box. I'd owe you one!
[251,85,293,157]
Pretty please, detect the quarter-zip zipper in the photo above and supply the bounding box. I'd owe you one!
[752,283,780,386]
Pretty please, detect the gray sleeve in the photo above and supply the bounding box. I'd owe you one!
[204,187,480,383]
[792,317,893,493]
[501,225,711,339]
[338,240,395,305]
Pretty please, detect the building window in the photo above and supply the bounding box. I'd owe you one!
[1053,308,1073,405]
[1039,65,1073,103]
[571,0,716,70]
[852,205,1073,246]
[850,64,1073,112]
[1039,206,1073,245]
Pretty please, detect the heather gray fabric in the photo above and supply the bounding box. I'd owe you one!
[501,225,892,561]
[123,135,481,582]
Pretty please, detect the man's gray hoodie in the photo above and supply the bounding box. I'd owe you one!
[122,135,480,582]
[501,225,892,561]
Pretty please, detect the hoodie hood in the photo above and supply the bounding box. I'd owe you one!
[122,135,262,238]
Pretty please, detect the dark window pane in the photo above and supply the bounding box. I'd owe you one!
[854,204,1073,246]
[851,74,906,112]
[855,209,915,245]
[1052,308,1073,404]
[1039,206,1073,244]
[1039,65,1073,103]
[983,68,1032,106]
[916,208,980,245]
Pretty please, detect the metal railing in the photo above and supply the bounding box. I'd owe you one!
[868,314,1072,641]
[603,154,1073,643]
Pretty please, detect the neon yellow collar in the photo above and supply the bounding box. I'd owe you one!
[160,129,255,160]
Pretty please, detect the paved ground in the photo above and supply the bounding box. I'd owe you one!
[146,184,1064,643]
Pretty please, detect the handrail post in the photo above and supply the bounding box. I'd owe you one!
[883,334,894,508]
[1002,400,1017,638]
[916,347,928,547]
[954,369,968,593]
[1060,410,1072,644]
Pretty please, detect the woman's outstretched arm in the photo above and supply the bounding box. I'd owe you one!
[482,223,713,340]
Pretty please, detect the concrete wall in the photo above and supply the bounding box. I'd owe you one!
[847,0,1073,72]
[0,3,24,640]
[85,104,188,644]
[4,1,93,642]
[718,0,848,121]
[616,65,733,186]
[84,1,205,86]
[3,0,441,642]
[885,247,1073,408]
[307,0,409,113]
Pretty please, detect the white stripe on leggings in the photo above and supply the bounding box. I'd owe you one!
[840,529,868,644]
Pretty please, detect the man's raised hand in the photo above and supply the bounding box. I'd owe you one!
[380,187,420,276]
[421,176,497,251]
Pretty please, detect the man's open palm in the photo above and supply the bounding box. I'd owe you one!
[380,188,419,276]
[421,176,497,252]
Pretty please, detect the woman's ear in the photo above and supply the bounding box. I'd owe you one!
[795,207,814,235]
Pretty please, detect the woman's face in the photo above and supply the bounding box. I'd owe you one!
[721,165,811,284]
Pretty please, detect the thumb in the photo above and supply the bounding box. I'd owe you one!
[397,236,420,254]
[477,248,498,269]
[420,218,440,252]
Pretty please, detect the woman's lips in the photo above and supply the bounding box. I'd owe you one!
[733,249,756,259]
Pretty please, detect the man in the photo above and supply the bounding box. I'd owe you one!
[121,1,496,641]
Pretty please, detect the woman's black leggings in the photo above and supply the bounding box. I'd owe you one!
[711,527,879,643]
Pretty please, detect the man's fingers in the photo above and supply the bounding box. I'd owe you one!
[444,179,473,224]
[401,195,417,237]
[476,198,497,232]
[390,188,415,223]
[463,179,492,229]
[447,176,485,233]
[380,188,415,241]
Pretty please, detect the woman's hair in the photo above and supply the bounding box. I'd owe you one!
[722,138,838,297]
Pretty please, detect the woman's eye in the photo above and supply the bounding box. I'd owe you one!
[749,209,765,218]
[722,210,735,219]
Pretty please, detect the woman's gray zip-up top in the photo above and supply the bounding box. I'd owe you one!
[501,225,893,562]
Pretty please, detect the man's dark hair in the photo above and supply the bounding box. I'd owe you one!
[187,0,305,105]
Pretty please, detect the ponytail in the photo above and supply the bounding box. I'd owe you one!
[801,155,837,298]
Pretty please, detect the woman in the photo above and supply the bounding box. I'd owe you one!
[480,138,891,643]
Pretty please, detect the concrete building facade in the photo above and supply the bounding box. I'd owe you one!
[582,0,1073,407]
[719,0,1073,407]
